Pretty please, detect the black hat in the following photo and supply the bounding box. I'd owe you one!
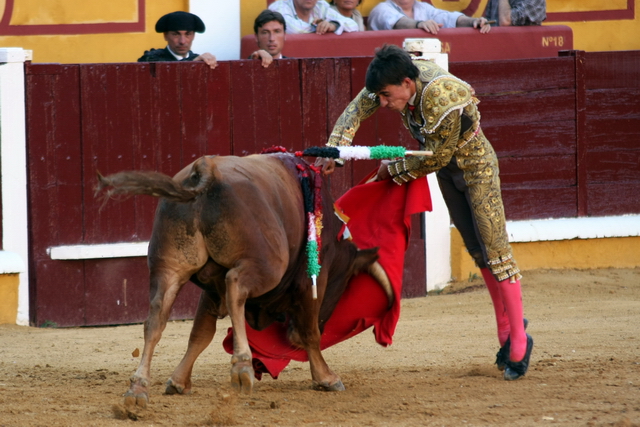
[155,11,205,33]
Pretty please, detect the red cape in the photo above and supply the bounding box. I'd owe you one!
[223,171,432,379]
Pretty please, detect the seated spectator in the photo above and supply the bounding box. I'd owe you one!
[250,10,287,68]
[137,11,217,69]
[484,0,546,26]
[368,0,491,34]
[268,0,359,34]
[330,0,365,32]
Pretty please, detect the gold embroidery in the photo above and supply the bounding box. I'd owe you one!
[327,59,520,280]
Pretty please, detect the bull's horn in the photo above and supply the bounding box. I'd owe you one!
[368,261,394,309]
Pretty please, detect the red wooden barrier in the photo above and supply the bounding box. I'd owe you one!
[23,51,640,327]
[240,26,573,62]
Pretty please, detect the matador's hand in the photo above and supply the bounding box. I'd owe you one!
[315,158,336,176]
[376,160,391,181]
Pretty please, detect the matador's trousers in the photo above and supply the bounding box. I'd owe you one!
[436,131,521,281]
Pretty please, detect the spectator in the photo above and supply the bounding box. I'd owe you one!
[368,0,491,34]
[484,0,546,26]
[330,0,366,32]
[138,11,217,69]
[250,10,287,68]
[268,0,359,34]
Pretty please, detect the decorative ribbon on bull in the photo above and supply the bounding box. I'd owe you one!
[296,145,433,160]
[260,144,432,300]
[297,162,323,299]
[261,146,323,299]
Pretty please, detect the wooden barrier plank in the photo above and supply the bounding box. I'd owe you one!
[585,151,640,183]
[31,260,86,327]
[276,59,304,153]
[502,188,577,220]
[150,63,185,175]
[205,62,232,155]
[451,57,575,94]
[499,155,576,187]
[83,258,149,325]
[485,121,576,158]
[81,64,137,243]
[403,218,427,299]
[115,63,156,241]
[25,64,86,326]
[301,59,330,149]
[180,62,220,163]
[250,60,285,152]
[26,66,84,249]
[230,60,258,155]
[584,51,640,89]
[83,258,199,325]
[587,183,640,216]
[475,89,576,126]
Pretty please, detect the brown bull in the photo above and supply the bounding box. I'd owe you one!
[96,152,392,408]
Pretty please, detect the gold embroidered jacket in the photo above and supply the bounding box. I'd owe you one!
[327,59,521,281]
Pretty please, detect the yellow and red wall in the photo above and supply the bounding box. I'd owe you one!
[0,0,639,63]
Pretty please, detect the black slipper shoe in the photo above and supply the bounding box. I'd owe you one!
[503,334,534,381]
[495,318,528,371]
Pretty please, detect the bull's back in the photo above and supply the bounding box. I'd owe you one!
[198,154,307,271]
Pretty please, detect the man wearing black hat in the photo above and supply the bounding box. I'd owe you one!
[138,11,217,69]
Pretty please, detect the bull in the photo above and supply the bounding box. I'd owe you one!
[96,152,393,408]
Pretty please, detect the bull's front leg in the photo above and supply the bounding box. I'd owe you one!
[124,272,186,408]
[289,275,345,392]
[225,267,254,394]
[165,291,219,395]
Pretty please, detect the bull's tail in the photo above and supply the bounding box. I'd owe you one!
[95,170,203,206]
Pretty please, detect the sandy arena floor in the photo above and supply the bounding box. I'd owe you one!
[1,268,639,426]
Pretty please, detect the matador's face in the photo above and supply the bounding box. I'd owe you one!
[376,77,416,112]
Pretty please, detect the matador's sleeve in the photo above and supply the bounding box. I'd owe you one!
[387,75,476,185]
[327,87,381,147]
[387,110,462,185]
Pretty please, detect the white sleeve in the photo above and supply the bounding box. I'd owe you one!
[415,3,463,28]
[323,4,360,34]
[367,2,406,31]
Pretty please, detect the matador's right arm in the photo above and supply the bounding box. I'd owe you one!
[327,88,381,147]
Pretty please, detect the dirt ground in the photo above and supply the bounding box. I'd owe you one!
[1,268,639,427]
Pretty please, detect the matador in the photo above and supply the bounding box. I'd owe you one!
[318,44,534,381]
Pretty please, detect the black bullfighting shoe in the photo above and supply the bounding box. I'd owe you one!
[503,334,534,381]
[495,318,529,371]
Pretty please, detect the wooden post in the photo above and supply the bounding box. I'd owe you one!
[0,48,30,325]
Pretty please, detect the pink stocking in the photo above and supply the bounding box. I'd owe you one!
[480,268,510,347]
[497,276,527,362]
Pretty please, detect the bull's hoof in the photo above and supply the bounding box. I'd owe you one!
[123,390,148,409]
[313,379,345,392]
[230,364,254,394]
[164,378,190,395]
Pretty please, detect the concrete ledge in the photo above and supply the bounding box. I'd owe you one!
[48,242,149,260]
[0,250,25,274]
[451,216,640,282]
[507,214,640,242]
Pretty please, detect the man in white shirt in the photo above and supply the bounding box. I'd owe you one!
[250,10,287,68]
[368,0,491,34]
[268,0,359,34]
